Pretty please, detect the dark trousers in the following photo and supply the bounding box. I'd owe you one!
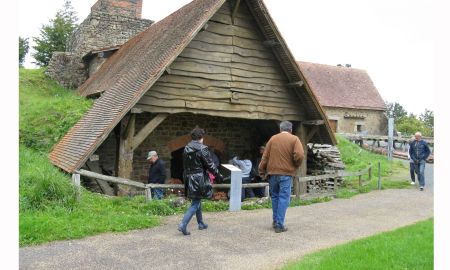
[242,177,255,200]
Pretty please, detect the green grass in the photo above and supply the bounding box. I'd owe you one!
[19,68,93,153]
[335,134,411,197]
[20,192,160,246]
[283,218,433,270]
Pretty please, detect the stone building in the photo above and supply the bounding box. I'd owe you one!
[49,0,336,196]
[298,61,388,135]
[45,0,153,88]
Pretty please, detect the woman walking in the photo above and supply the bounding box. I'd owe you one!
[178,127,223,235]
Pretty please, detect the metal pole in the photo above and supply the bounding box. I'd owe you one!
[388,118,394,161]
[377,161,381,190]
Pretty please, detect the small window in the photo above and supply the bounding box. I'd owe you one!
[357,124,363,132]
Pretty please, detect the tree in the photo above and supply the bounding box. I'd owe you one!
[419,109,434,130]
[396,114,432,137]
[385,101,407,120]
[19,37,29,67]
[32,0,78,66]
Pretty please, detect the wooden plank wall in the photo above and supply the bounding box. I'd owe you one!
[136,0,306,121]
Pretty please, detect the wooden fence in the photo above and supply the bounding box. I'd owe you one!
[73,163,374,202]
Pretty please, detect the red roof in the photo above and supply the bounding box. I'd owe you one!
[298,61,386,111]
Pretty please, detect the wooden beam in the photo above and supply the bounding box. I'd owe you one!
[231,0,241,24]
[131,107,143,114]
[296,124,308,196]
[117,114,135,194]
[302,119,325,125]
[286,81,304,88]
[305,125,319,143]
[132,113,168,150]
[121,114,136,140]
[263,39,281,48]
[77,169,146,189]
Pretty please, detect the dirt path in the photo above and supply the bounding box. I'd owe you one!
[20,189,433,270]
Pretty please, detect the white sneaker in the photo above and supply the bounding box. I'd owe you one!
[410,181,415,185]
[420,186,424,191]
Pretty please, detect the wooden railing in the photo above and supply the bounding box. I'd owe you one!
[73,163,375,204]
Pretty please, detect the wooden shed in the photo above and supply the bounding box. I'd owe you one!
[49,0,336,194]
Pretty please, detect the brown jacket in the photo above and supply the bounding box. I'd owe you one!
[258,132,304,177]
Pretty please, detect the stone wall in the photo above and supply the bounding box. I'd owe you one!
[324,107,388,135]
[94,113,271,184]
[45,52,87,89]
[91,0,143,18]
[66,11,152,57]
[47,1,153,89]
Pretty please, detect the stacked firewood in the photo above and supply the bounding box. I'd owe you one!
[306,144,345,193]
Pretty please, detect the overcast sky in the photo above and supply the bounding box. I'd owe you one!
[18,0,435,115]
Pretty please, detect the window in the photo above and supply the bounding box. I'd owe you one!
[357,124,363,132]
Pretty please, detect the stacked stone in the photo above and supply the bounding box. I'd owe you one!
[46,0,153,88]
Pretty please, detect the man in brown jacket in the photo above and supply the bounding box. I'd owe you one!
[259,121,304,233]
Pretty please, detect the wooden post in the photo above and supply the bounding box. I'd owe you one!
[368,163,372,181]
[264,185,270,197]
[377,161,382,190]
[72,173,81,200]
[297,124,308,196]
[358,174,362,187]
[145,187,152,201]
[117,114,136,195]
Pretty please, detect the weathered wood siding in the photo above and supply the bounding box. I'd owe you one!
[136,0,306,121]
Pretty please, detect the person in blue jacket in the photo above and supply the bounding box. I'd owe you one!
[408,132,431,191]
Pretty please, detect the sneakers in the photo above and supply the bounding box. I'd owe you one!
[177,224,190,235]
[272,221,276,229]
[410,181,415,185]
[274,225,288,233]
[198,222,208,230]
[420,186,424,191]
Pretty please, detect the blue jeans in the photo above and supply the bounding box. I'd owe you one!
[269,175,292,228]
[152,188,164,200]
[409,162,416,182]
[415,160,426,187]
[181,199,203,227]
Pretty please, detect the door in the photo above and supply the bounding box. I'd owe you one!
[329,120,337,133]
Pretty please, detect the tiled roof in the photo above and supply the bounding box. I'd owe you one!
[298,61,386,111]
[49,0,336,173]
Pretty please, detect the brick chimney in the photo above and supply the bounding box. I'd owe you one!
[91,0,143,18]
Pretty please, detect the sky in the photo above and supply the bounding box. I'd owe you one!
[18,0,435,115]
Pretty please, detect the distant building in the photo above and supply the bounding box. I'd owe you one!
[298,61,388,135]
[46,0,153,88]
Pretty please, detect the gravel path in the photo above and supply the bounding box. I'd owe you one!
[20,189,433,270]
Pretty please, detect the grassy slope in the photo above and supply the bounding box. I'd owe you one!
[19,69,160,246]
[334,134,410,198]
[283,219,433,270]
